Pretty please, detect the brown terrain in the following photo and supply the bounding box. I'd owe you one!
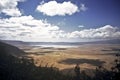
[21,44,120,74]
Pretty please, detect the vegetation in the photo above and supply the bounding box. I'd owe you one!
[0,41,120,80]
[0,48,72,80]
[73,52,120,80]
[76,52,120,80]
[93,52,120,80]
[0,42,71,80]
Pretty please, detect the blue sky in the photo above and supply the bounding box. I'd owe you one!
[0,0,120,42]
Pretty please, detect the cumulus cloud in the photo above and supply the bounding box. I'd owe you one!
[80,4,87,11]
[0,0,23,16]
[68,25,120,39]
[36,1,79,16]
[78,25,85,28]
[0,15,67,41]
[0,15,120,42]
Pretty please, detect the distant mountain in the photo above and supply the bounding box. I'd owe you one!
[1,39,120,47]
[86,39,120,44]
[0,41,25,56]
[25,39,120,46]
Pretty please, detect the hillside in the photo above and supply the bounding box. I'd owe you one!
[0,41,71,80]
[0,41,25,56]
[0,41,119,80]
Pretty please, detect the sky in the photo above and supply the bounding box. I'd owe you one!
[0,0,120,42]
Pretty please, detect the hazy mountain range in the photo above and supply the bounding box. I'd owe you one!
[1,39,120,47]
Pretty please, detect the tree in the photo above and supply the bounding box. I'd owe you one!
[74,64,81,80]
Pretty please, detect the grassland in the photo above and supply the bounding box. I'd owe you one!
[21,44,120,74]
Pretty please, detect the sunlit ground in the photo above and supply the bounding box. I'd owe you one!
[21,44,120,74]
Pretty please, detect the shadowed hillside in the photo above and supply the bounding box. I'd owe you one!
[0,41,25,56]
[0,41,120,80]
[0,41,71,80]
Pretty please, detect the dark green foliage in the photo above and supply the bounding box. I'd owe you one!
[0,41,120,80]
[93,52,120,80]
[72,52,120,80]
[0,42,71,80]
[74,64,80,80]
[80,71,92,80]
[0,50,70,80]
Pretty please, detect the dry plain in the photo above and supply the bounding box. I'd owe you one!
[20,44,120,74]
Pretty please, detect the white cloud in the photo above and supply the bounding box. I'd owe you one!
[36,1,79,16]
[0,0,23,16]
[0,15,120,42]
[0,15,67,41]
[80,4,87,11]
[68,25,120,39]
[78,25,85,28]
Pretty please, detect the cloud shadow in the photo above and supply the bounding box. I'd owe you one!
[58,58,105,67]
